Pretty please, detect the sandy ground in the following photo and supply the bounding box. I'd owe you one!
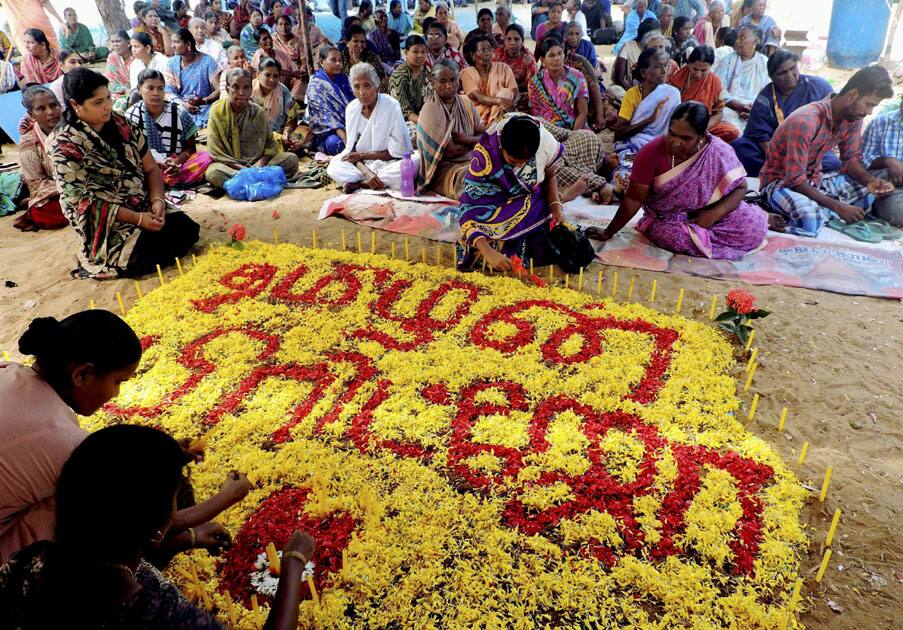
[0,10,901,626]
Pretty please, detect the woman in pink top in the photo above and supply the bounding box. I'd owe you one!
[0,310,252,565]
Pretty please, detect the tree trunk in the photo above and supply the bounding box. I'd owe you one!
[96,0,130,35]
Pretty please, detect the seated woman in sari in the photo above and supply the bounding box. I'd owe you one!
[493,24,536,113]
[20,29,61,86]
[611,48,681,192]
[457,115,571,272]
[104,30,133,103]
[58,8,107,61]
[48,68,199,279]
[693,0,729,47]
[342,25,388,89]
[434,3,464,50]
[218,44,255,95]
[48,50,85,113]
[306,46,353,155]
[668,46,739,142]
[562,23,610,131]
[460,34,518,126]
[534,1,566,46]
[134,7,172,56]
[163,28,220,128]
[253,57,304,153]
[731,49,837,177]
[611,18,660,94]
[465,8,495,47]
[15,86,68,231]
[252,28,304,101]
[205,68,300,188]
[529,36,588,130]
[416,59,484,198]
[712,23,768,131]
[588,102,766,260]
[369,8,402,70]
[388,35,429,126]
[240,8,266,58]
[563,20,599,73]
[126,70,211,189]
[327,63,420,193]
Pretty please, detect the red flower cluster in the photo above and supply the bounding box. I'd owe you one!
[219,486,357,608]
[726,289,757,315]
[227,223,247,241]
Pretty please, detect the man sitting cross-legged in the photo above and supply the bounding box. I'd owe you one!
[759,65,895,237]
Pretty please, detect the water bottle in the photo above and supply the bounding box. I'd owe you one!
[400,152,415,198]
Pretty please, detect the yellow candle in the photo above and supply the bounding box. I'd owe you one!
[650,278,657,303]
[191,254,198,267]
[565,274,570,289]
[708,293,718,320]
[611,271,618,296]
[797,441,809,465]
[307,574,320,605]
[745,329,756,351]
[627,276,635,301]
[341,228,347,250]
[421,246,426,263]
[675,287,684,313]
[743,362,757,392]
[818,466,833,502]
[825,508,841,546]
[175,257,184,275]
[815,548,832,583]
[549,265,554,284]
[578,268,583,289]
[89,298,95,310]
[250,594,259,611]
[312,229,318,248]
[273,227,279,244]
[405,238,410,260]
[266,542,281,575]
[597,273,602,294]
[224,590,238,626]
[778,407,788,431]
[747,393,759,421]
[391,242,396,258]
[156,264,165,286]
[529,258,534,277]
[356,231,362,253]
[2,350,9,362]
[134,280,143,299]
[746,347,759,372]
[116,292,125,315]
[788,578,802,610]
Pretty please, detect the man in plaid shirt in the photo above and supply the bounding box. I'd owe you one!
[857,98,903,226]
[760,65,895,237]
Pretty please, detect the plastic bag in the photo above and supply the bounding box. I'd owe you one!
[223,166,287,202]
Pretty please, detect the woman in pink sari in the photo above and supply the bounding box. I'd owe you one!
[19,28,60,84]
[588,101,766,260]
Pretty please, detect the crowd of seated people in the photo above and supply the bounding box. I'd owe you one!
[2,0,902,281]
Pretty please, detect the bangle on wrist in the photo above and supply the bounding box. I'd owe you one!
[151,197,165,204]
[283,550,308,565]
[187,527,196,547]
[136,212,144,228]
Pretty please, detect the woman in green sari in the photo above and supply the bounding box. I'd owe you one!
[59,8,108,61]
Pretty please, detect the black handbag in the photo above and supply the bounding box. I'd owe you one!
[546,224,596,274]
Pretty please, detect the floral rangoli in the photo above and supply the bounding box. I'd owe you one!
[88,242,808,628]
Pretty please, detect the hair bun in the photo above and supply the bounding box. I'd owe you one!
[18,316,65,357]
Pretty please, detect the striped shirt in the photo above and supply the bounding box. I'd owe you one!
[760,97,863,189]
[125,100,198,161]
[861,108,903,169]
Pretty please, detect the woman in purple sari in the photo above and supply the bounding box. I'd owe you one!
[730,49,838,177]
[588,102,767,260]
[458,115,566,272]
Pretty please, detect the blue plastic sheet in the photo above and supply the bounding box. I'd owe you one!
[223,166,287,202]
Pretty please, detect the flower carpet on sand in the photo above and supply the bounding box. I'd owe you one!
[89,242,808,628]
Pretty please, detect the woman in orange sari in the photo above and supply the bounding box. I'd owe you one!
[668,45,739,142]
[459,33,517,126]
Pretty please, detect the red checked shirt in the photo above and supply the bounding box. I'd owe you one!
[759,97,863,189]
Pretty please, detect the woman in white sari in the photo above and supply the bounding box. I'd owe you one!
[611,48,681,192]
[713,23,768,131]
[327,63,421,193]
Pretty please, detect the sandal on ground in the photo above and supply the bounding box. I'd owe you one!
[826,219,883,243]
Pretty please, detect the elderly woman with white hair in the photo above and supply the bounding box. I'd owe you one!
[205,67,300,188]
[693,1,730,47]
[189,16,227,69]
[327,63,420,193]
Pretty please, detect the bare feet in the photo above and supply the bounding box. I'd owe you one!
[343,182,364,194]
[591,184,615,205]
[767,213,787,232]
[561,176,588,202]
